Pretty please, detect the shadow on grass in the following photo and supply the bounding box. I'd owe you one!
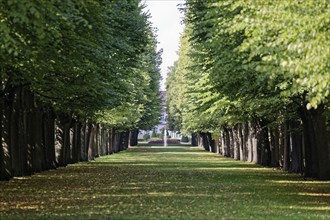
[0,146,329,220]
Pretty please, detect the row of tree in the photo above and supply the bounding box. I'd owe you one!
[0,0,161,180]
[167,0,330,179]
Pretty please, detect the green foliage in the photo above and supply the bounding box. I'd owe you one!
[0,147,329,219]
[151,129,158,138]
[180,136,189,143]
[0,0,162,130]
[167,0,330,134]
[143,133,150,141]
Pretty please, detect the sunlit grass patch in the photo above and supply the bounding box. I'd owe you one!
[0,146,329,220]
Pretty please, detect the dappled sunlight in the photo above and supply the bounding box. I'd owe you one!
[0,147,329,219]
[196,167,269,171]
[298,193,330,197]
[276,205,330,211]
[269,180,330,185]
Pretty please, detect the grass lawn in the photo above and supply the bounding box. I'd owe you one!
[0,146,329,219]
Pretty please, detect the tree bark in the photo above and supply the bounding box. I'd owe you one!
[200,132,210,151]
[300,105,330,179]
[270,127,279,167]
[232,125,240,160]
[222,128,231,157]
[258,119,271,166]
[282,121,291,172]
[129,129,139,146]
[87,123,95,160]
[191,133,198,146]
[289,119,303,174]
[43,109,57,169]
[247,122,258,163]
[0,94,12,180]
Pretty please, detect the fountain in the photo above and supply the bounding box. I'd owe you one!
[164,128,167,147]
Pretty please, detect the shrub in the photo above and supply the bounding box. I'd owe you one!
[181,136,189,143]
[151,130,157,138]
[143,134,150,141]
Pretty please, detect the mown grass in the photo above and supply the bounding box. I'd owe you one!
[0,147,329,220]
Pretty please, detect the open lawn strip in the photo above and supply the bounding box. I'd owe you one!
[0,146,329,220]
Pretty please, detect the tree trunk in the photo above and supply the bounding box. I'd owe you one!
[270,127,279,167]
[87,123,95,160]
[0,94,12,180]
[57,114,72,166]
[232,125,240,160]
[282,121,291,172]
[228,129,234,158]
[30,106,45,173]
[43,109,56,169]
[72,121,82,163]
[289,119,303,174]
[237,124,244,161]
[16,87,29,176]
[222,128,231,157]
[94,124,100,157]
[247,122,258,163]
[109,128,115,154]
[113,129,120,153]
[258,119,271,166]
[191,133,198,146]
[300,105,330,179]
[129,129,139,146]
[207,132,215,153]
[200,132,210,151]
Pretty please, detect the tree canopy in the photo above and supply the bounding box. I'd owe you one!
[0,0,161,129]
[167,0,330,179]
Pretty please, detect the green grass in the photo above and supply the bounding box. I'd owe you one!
[0,147,329,219]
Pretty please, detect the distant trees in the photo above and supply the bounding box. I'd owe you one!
[0,0,161,180]
[167,0,330,179]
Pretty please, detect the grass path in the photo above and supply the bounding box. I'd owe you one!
[0,146,329,220]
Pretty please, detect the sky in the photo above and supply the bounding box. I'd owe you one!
[143,0,185,90]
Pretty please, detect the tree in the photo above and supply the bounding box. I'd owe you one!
[0,0,162,180]
[167,0,330,179]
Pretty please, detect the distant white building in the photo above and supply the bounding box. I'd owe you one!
[138,90,181,140]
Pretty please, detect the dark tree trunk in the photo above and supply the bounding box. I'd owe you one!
[30,107,45,173]
[232,125,240,160]
[43,109,57,169]
[191,133,198,146]
[109,128,115,154]
[258,119,271,166]
[228,129,234,158]
[94,124,100,158]
[113,129,120,153]
[222,128,231,157]
[0,94,12,180]
[200,132,208,151]
[72,121,82,163]
[282,121,291,172]
[270,127,280,167]
[300,105,330,179]
[87,123,95,161]
[57,114,72,166]
[207,132,215,153]
[14,87,29,176]
[129,129,139,146]
[99,125,106,156]
[289,119,303,174]
[80,123,87,161]
[122,130,130,150]
[237,124,244,161]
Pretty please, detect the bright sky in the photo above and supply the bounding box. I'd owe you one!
[143,0,185,90]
